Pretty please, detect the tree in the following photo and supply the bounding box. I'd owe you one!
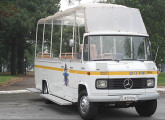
[0,0,18,73]
[1,0,60,75]
[0,0,17,23]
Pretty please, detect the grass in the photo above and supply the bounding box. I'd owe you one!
[158,72,165,86]
[0,72,33,85]
[0,75,18,85]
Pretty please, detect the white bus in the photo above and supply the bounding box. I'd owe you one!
[33,3,160,120]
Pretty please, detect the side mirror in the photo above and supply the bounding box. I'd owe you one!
[69,39,74,47]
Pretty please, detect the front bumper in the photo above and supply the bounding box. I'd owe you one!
[87,93,160,102]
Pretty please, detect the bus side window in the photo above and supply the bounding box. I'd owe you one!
[83,36,89,61]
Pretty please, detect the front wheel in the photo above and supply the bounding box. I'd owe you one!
[135,99,157,116]
[78,90,98,120]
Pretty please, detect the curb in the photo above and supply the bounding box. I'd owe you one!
[0,90,30,94]
[157,88,165,93]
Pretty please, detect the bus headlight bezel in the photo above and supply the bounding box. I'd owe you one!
[96,80,108,89]
[147,79,155,88]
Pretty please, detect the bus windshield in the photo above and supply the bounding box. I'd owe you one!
[88,36,152,61]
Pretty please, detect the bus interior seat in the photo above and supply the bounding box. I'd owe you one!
[61,53,77,59]
[37,53,53,58]
[90,44,97,60]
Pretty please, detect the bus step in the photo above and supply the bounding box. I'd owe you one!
[40,94,72,105]
[27,88,41,93]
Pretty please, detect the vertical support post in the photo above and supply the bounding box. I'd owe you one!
[42,21,46,58]
[50,19,54,58]
[100,36,103,58]
[72,17,75,59]
[131,37,133,59]
[78,25,80,45]
[72,47,74,59]
[60,19,63,59]
[74,12,77,56]
[144,39,147,60]
[73,19,75,39]
[35,23,39,59]
[113,37,116,54]
[82,36,85,63]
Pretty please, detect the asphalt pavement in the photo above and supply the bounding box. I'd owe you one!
[0,93,164,120]
[0,74,165,120]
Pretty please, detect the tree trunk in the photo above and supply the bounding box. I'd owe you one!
[0,58,2,73]
[17,39,24,74]
[11,38,17,75]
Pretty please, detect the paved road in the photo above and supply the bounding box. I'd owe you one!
[0,93,164,120]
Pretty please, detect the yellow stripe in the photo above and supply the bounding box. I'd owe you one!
[35,65,157,75]
[35,65,63,72]
[69,69,88,75]
[70,71,157,75]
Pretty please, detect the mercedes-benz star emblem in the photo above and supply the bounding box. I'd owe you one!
[123,78,133,89]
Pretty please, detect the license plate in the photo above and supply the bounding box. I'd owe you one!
[122,95,137,101]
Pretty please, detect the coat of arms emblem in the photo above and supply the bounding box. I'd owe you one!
[63,64,69,86]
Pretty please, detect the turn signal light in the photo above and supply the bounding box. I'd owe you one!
[87,72,90,75]
[157,71,160,74]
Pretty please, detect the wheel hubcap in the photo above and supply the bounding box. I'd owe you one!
[80,96,89,114]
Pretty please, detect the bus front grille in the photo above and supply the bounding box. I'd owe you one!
[108,78,147,89]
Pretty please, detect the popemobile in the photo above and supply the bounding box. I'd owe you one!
[28,3,160,120]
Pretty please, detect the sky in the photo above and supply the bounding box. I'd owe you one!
[60,0,106,11]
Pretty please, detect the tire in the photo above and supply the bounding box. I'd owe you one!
[43,82,52,104]
[135,99,157,116]
[78,90,98,120]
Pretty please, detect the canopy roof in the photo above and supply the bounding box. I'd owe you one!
[37,3,148,36]
[38,3,127,26]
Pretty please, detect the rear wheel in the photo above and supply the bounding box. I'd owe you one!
[135,99,157,116]
[78,90,98,120]
[43,82,52,104]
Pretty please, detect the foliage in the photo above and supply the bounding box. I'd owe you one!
[0,0,17,18]
[158,72,165,85]
[0,0,60,75]
[0,75,18,84]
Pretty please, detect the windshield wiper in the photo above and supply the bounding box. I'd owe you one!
[137,59,145,62]
[121,58,136,60]
[121,58,144,62]
[92,59,121,62]
[92,59,113,61]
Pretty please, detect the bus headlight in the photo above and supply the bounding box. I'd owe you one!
[96,80,107,89]
[147,79,155,87]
